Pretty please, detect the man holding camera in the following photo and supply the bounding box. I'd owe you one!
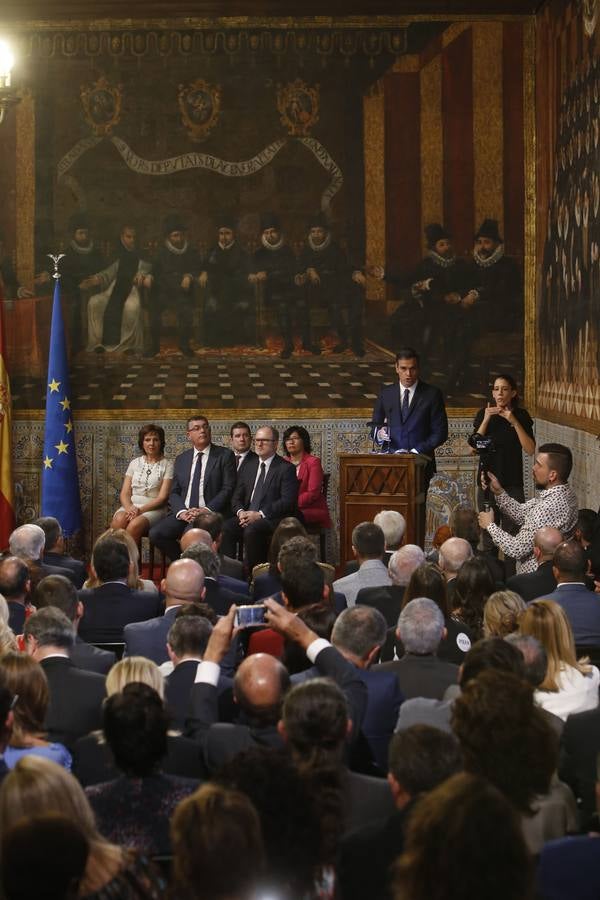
[477,443,578,574]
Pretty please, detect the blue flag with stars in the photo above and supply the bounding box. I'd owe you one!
[41,275,82,536]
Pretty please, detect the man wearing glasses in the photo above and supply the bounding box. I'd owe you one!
[222,425,299,572]
[149,415,236,563]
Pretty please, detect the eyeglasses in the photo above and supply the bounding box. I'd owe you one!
[254,438,275,444]
[188,425,209,433]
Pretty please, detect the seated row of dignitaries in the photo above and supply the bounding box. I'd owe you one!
[149,416,299,572]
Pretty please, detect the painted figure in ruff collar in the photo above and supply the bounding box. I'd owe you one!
[61,213,105,353]
[147,215,201,357]
[199,215,252,348]
[296,212,364,355]
[249,213,319,359]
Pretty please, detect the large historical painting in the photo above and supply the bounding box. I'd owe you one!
[4,16,529,415]
[537,0,600,430]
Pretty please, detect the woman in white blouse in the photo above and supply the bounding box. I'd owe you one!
[519,599,600,721]
[110,424,173,541]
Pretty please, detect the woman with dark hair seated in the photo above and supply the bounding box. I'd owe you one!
[85,683,199,856]
[282,425,331,529]
[450,556,496,642]
[110,424,173,542]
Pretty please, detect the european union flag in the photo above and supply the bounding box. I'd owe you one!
[41,272,82,536]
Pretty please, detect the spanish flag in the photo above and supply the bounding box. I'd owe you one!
[0,298,15,549]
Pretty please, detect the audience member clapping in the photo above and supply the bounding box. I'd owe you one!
[171,782,266,900]
[518,599,600,720]
[0,755,166,897]
[0,651,71,770]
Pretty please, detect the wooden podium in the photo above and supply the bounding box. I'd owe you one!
[338,453,427,562]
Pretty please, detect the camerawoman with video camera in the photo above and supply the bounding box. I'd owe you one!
[468,374,535,559]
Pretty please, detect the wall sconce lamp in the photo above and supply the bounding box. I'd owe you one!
[0,39,20,126]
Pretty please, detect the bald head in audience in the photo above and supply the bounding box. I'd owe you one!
[233,653,290,726]
[552,540,587,584]
[389,545,426,587]
[162,558,205,608]
[533,527,563,565]
[179,528,212,552]
[438,537,473,581]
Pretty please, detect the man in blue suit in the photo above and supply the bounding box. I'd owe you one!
[371,347,448,491]
[124,557,206,665]
[149,415,236,563]
[539,540,600,645]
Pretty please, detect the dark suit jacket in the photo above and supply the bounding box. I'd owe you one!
[169,443,236,515]
[7,600,26,634]
[124,605,181,665]
[543,582,600,645]
[187,644,368,770]
[371,379,448,477]
[73,731,206,786]
[203,578,248,617]
[219,553,245,580]
[376,653,459,700]
[70,635,116,675]
[218,573,250,596]
[355,584,404,628]
[43,552,87,589]
[40,656,106,749]
[338,807,408,900]
[230,453,299,523]
[507,559,557,603]
[358,668,404,773]
[341,767,396,835]
[165,659,234,730]
[559,706,600,826]
[78,582,162,643]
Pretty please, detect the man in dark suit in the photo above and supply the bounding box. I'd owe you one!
[165,611,233,730]
[338,725,463,900]
[371,347,448,491]
[559,705,600,827]
[507,526,562,602]
[180,543,248,617]
[149,415,236,563]
[376,597,459,699]
[0,556,32,634]
[187,600,368,774]
[330,605,404,773]
[32,574,115,675]
[222,425,299,571]
[541,540,600,645]
[9,523,73,582]
[24,607,106,750]
[124,557,205,664]
[186,510,249,588]
[34,516,87,589]
[78,537,161,643]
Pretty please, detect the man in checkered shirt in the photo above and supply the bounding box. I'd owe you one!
[478,443,577,575]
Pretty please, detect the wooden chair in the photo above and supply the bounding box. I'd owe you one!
[305,472,331,563]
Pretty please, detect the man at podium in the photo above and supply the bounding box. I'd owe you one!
[371,347,448,491]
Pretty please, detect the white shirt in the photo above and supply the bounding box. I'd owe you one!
[535,663,600,721]
[399,381,418,407]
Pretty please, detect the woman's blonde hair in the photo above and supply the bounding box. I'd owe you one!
[84,528,143,590]
[0,652,48,746]
[106,656,164,699]
[483,590,526,638]
[0,756,122,892]
[518,599,591,691]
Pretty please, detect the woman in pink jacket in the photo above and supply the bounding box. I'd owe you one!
[283,425,332,529]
